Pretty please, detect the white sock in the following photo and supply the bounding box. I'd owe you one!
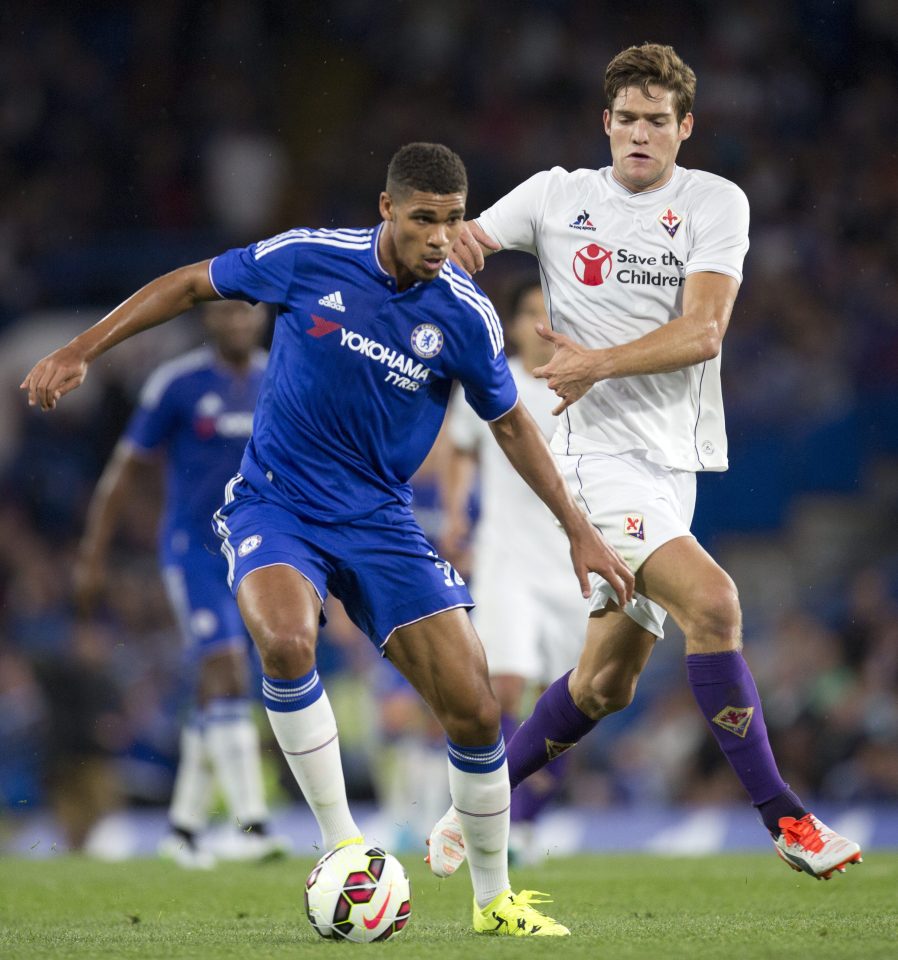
[446,738,510,908]
[204,698,269,828]
[169,718,214,834]
[263,669,360,851]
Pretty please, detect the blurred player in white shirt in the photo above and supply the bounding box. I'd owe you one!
[430,42,861,882]
[441,281,587,860]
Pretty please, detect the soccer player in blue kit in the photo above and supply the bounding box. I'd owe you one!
[74,300,289,868]
[23,142,634,936]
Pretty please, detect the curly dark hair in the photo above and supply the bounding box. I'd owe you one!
[385,142,468,199]
[605,43,696,122]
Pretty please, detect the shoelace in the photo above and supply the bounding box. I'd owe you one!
[781,815,825,853]
[505,891,559,923]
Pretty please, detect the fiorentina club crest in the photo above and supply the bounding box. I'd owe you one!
[624,514,645,540]
[658,207,683,238]
[545,738,575,760]
[712,705,755,738]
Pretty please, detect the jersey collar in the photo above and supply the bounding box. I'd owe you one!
[370,222,397,288]
[606,164,682,198]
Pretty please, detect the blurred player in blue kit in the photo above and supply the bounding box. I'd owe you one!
[23,142,634,936]
[74,300,289,867]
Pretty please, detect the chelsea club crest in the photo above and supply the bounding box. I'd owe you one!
[410,323,444,358]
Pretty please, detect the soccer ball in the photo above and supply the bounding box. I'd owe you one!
[304,844,411,942]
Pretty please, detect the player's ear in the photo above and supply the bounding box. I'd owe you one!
[379,191,394,221]
[602,108,612,135]
[679,112,694,142]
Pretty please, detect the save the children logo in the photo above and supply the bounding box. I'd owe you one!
[573,244,614,286]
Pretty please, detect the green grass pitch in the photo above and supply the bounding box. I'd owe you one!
[1,852,896,959]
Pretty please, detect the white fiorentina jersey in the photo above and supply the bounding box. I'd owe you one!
[477,164,750,472]
[449,358,573,584]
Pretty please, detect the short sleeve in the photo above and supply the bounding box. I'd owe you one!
[208,230,301,305]
[476,169,555,255]
[439,270,518,421]
[125,370,178,452]
[447,384,488,452]
[685,183,750,283]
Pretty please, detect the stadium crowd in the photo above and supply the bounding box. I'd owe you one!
[1,1,897,847]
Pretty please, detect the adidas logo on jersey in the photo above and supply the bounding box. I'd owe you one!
[318,290,346,312]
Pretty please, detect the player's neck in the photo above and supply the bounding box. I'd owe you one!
[610,164,676,195]
[377,222,416,291]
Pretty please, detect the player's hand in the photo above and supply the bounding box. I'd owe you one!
[449,221,501,275]
[533,325,603,415]
[568,523,635,607]
[21,343,90,411]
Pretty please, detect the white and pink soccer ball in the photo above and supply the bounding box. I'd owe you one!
[304,844,411,942]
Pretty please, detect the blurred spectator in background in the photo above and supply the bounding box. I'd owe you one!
[31,622,128,852]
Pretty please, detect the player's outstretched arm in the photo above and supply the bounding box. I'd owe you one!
[533,271,739,414]
[21,261,217,411]
[449,221,501,275]
[488,400,634,606]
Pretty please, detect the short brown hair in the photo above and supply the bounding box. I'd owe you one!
[605,44,696,123]
[386,142,468,199]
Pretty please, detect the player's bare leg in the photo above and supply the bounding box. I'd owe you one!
[426,608,650,879]
[432,536,860,880]
[237,564,362,853]
[387,609,568,935]
[641,536,861,877]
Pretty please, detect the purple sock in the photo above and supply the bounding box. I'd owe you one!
[506,671,596,790]
[687,651,806,832]
[500,712,520,748]
[510,752,570,822]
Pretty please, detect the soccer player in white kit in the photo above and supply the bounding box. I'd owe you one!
[440,281,586,862]
[429,43,861,881]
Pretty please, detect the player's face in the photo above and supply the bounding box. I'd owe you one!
[379,190,466,289]
[604,85,693,193]
[204,301,267,361]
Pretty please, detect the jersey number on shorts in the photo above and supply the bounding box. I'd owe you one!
[433,557,465,587]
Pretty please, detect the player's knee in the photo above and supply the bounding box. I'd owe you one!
[572,670,638,718]
[252,622,317,678]
[681,576,742,651]
[442,693,501,746]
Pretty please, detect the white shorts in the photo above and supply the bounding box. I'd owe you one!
[558,451,697,639]
[470,549,587,683]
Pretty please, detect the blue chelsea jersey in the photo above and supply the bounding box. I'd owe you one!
[208,224,518,522]
[125,347,267,560]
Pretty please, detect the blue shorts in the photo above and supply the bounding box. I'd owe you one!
[161,547,249,657]
[213,474,473,649]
